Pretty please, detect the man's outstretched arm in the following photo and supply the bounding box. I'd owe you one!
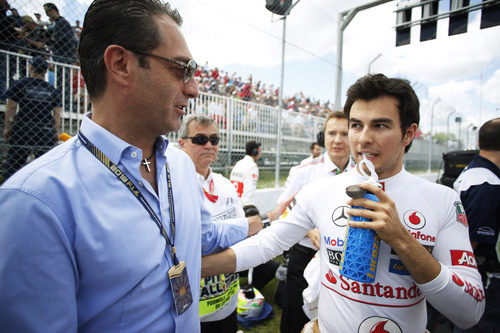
[202,248,236,277]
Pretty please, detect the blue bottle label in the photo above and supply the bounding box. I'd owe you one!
[339,192,380,283]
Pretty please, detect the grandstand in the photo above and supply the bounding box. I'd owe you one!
[0,0,449,181]
[0,50,328,177]
[0,48,451,182]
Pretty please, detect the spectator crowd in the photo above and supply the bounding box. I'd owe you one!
[195,64,332,118]
[1,0,331,120]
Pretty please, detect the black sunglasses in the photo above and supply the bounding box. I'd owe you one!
[127,48,197,83]
[186,134,220,146]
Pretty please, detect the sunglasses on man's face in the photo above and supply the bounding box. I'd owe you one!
[186,134,220,146]
[126,48,197,84]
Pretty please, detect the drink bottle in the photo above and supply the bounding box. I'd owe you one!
[339,184,380,283]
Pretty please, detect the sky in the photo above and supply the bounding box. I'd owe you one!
[14,0,500,137]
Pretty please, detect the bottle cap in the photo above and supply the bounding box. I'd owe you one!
[346,185,367,199]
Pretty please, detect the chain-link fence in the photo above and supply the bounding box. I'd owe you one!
[0,0,447,184]
[0,46,324,180]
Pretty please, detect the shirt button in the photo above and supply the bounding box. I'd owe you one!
[131,151,138,158]
[138,181,144,187]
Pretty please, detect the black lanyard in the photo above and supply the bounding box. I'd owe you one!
[78,132,180,265]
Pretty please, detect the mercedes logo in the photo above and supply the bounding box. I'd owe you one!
[332,205,349,227]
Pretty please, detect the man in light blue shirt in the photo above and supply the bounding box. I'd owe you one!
[0,0,250,331]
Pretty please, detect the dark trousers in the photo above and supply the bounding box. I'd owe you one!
[280,244,316,333]
[3,124,56,180]
[201,309,237,333]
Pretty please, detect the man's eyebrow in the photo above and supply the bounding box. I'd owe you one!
[349,117,394,124]
[372,117,394,124]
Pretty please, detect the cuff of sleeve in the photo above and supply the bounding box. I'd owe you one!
[231,239,258,273]
[232,242,245,272]
[416,263,450,294]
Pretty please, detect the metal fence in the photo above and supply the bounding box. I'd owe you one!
[0,49,325,180]
[0,0,453,182]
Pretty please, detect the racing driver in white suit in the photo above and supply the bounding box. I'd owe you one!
[201,74,485,332]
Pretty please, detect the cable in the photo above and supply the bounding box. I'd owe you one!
[190,0,337,67]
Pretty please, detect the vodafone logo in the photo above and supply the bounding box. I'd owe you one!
[358,317,402,333]
[403,210,425,230]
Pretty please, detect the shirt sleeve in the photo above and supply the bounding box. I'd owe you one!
[278,166,303,203]
[232,192,315,272]
[418,195,485,329]
[200,198,248,256]
[0,189,78,331]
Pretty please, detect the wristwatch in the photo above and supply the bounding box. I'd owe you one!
[260,214,271,228]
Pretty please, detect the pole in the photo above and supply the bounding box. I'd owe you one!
[457,117,462,150]
[368,53,382,74]
[334,0,392,110]
[334,11,344,110]
[272,0,302,188]
[275,16,286,188]
[446,109,457,149]
[466,123,474,149]
[427,98,440,174]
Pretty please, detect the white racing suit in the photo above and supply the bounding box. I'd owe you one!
[231,168,485,332]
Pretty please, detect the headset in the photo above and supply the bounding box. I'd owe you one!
[316,130,325,148]
[247,142,261,157]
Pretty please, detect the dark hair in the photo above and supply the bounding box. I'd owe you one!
[479,117,500,151]
[78,0,182,99]
[343,74,420,153]
[43,3,58,13]
[309,142,319,150]
[245,141,261,156]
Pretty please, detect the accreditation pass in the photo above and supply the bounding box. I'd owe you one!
[168,260,193,315]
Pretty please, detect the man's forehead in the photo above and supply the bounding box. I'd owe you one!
[349,97,400,123]
[326,117,347,128]
[155,15,192,59]
[189,122,218,134]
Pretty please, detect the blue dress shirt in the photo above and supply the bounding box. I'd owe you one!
[0,114,246,332]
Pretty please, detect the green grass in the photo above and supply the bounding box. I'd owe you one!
[256,169,289,189]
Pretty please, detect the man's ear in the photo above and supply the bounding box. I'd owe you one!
[103,45,134,88]
[178,138,186,149]
[403,123,418,148]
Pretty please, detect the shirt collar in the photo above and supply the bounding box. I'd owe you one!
[79,113,169,167]
[197,168,214,187]
[352,164,407,192]
[322,152,354,174]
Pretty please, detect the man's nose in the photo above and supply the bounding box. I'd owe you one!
[184,77,199,99]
